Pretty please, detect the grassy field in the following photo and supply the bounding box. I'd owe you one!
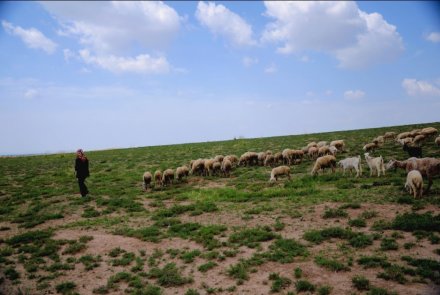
[1,122,439,295]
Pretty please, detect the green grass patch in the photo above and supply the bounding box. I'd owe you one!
[392,212,440,232]
[268,273,291,293]
[147,263,192,287]
[198,261,217,273]
[315,255,350,272]
[55,281,76,294]
[322,208,348,219]
[295,279,316,293]
[352,275,370,291]
[229,226,278,248]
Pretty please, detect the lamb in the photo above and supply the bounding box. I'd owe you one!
[364,153,385,177]
[421,127,438,137]
[405,170,423,199]
[308,146,319,160]
[191,159,205,176]
[383,131,396,140]
[338,156,362,177]
[436,136,440,146]
[269,165,291,182]
[264,154,275,167]
[330,140,345,151]
[317,141,328,148]
[221,159,232,177]
[403,143,422,158]
[142,171,152,190]
[388,157,440,192]
[311,155,337,176]
[363,142,378,152]
[318,146,330,157]
[176,166,189,181]
[154,170,163,187]
[162,169,174,186]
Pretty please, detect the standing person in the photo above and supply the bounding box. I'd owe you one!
[75,149,90,197]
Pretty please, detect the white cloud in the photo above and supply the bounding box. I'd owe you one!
[24,89,38,99]
[195,1,256,46]
[402,78,440,97]
[2,20,57,54]
[344,90,365,101]
[264,63,277,74]
[79,49,170,74]
[41,1,180,54]
[242,56,258,67]
[425,32,440,43]
[63,48,76,62]
[261,2,403,69]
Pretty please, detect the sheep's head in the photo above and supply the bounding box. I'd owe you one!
[386,160,396,171]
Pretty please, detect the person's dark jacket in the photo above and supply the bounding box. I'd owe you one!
[75,158,90,179]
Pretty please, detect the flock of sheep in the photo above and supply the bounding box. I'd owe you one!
[142,127,440,199]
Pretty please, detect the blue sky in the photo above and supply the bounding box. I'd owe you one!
[1,1,439,155]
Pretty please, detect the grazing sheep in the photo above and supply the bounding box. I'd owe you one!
[292,150,304,164]
[403,143,422,158]
[162,169,174,186]
[264,154,275,167]
[142,171,152,190]
[269,165,291,182]
[224,155,239,167]
[311,155,337,176]
[204,159,215,176]
[383,131,396,140]
[338,156,362,177]
[258,152,267,166]
[212,161,221,176]
[421,127,438,137]
[405,170,423,199]
[318,146,330,157]
[239,152,259,166]
[397,132,411,140]
[191,159,205,176]
[372,136,385,146]
[154,170,163,187]
[307,142,318,149]
[214,155,224,163]
[363,142,378,153]
[397,137,413,146]
[308,146,319,160]
[435,136,440,146]
[221,159,232,177]
[388,157,440,193]
[328,146,338,156]
[364,153,385,177]
[266,150,273,155]
[317,141,327,148]
[413,134,426,145]
[330,140,345,151]
[176,166,189,181]
[282,149,294,165]
[274,152,283,164]
[409,129,421,137]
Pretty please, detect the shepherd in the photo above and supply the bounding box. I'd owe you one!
[75,149,90,197]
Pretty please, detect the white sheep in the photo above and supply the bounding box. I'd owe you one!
[191,159,205,176]
[318,146,330,157]
[269,166,291,183]
[405,170,423,199]
[363,142,377,152]
[338,156,362,177]
[162,169,174,186]
[221,159,232,177]
[435,136,440,146]
[364,153,385,177]
[311,155,337,176]
[212,161,221,176]
[421,127,438,137]
[383,131,396,140]
[154,170,163,187]
[328,146,338,156]
[142,171,152,190]
[176,166,189,181]
[308,146,319,160]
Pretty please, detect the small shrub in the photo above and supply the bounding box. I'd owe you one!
[349,218,366,227]
[315,255,349,272]
[294,267,302,278]
[380,238,399,251]
[377,264,407,284]
[295,280,316,293]
[148,263,192,287]
[318,285,332,295]
[322,208,348,219]
[198,261,217,273]
[352,275,370,290]
[268,273,291,292]
[357,255,390,269]
[392,212,440,232]
[56,281,76,294]
[360,210,378,219]
[367,287,398,295]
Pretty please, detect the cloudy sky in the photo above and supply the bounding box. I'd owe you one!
[1,1,439,155]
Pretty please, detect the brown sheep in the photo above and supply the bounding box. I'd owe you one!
[176,166,189,181]
[162,169,174,186]
[311,155,337,175]
[154,170,163,187]
[142,171,152,190]
[396,131,411,140]
[383,131,396,140]
[308,146,319,160]
[224,155,239,167]
[413,134,426,146]
[258,152,267,166]
[269,165,291,182]
[204,159,215,176]
[330,140,345,151]
[274,152,283,165]
[435,136,440,146]
[363,142,377,152]
[264,154,275,167]
[421,127,438,137]
[214,155,224,163]
[318,146,330,157]
[238,152,258,166]
[212,161,221,176]
[191,159,205,176]
[221,159,232,177]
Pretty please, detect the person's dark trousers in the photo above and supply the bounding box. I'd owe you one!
[77,177,89,197]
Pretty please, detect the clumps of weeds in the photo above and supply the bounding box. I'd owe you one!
[55,281,76,294]
[295,279,316,293]
[357,255,390,269]
[113,226,162,243]
[152,202,218,219]
[401,256,440,284]
[267,238,308,263]
[111,252,135,266]
[352,275,370,291]
[303,227,373,248]
[339,203,361,209]
[391,212,440,232]
[131,257,145,272]
[380,237,399,251]
[268,273,291,293]
[244,205,274,215]
[180,249,201,263]
[366,287,398,295]
[227,253,266,282]
[81,206,101,218]
[349,218,367,227]
[273,218,285,231]
[294,267,302,278]
[79,254,101,271]
[317,285,332,295]
[359,210,378,219]
[371,219,392,231]
[377,264,408,284]
[96,196,144,213]
[322,208,348,219]
[108,247,125,258]
[185,289,200,295]
[228,226,278,248]
[314,255,350,272]
[167,222,227,250]
[4,267,20,281]
[412,230,440,244]
[62,236,93,255]
[404,242,416,249]
[147,263,193,287]
[12,202,63,228]
[198,261,217,273]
